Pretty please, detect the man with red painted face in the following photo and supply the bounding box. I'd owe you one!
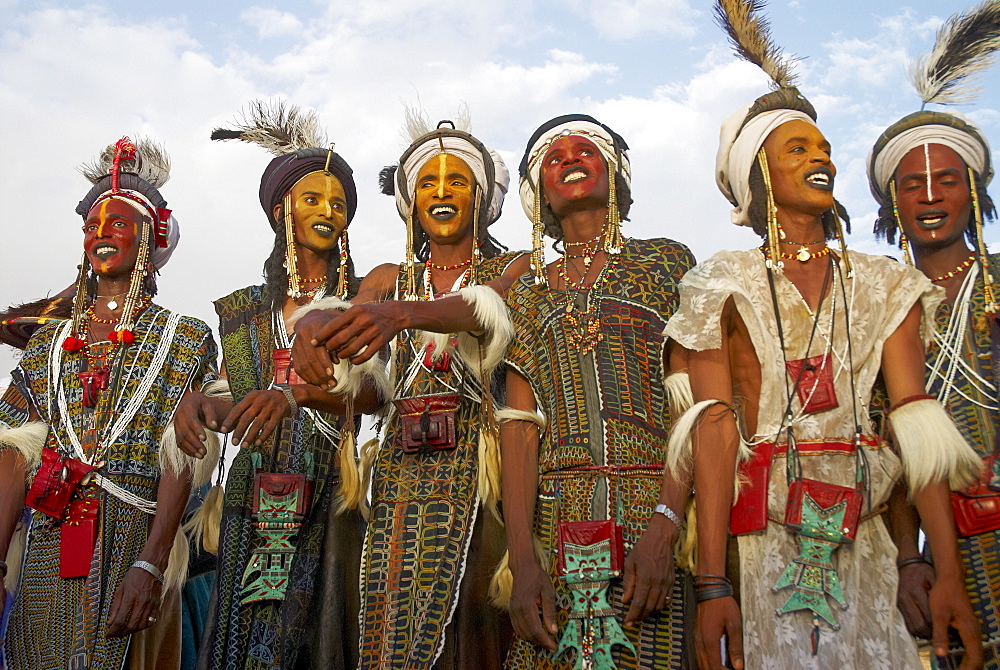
[497,113,696,670]
[0,137,218,670]
[664,2,983,668]
[291,112,527,669]
[868,4,1000,666]
[171,102,386,670]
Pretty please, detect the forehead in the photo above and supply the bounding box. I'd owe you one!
[417,152,474,178]
[85,197,144,222]
[896,143,966,175]
[542,135,602,163]
[292,170,345,197]
[764,119,828,149]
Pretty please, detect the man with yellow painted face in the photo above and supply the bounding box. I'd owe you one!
[867,4,1000,666]
[292,113,529,669]
[174,102,388,670]
[664,2,982,668]
[0,136,218,670]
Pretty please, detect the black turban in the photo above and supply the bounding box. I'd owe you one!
[258,147,358,230]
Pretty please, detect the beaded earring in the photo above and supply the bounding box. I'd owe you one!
[530,183,546,286]
[969,167,998,315]
[404,207,419,300]
[756,148,783,271]
[889,180,915,266]
[336,227,351,299]
[603,159,623,255]
[282,193,303,299]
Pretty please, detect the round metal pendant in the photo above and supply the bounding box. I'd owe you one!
[796,247,811,262]
[107,300,119,310]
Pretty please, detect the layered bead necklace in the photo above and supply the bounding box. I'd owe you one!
[559,233,615,354]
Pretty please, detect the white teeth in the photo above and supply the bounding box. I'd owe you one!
[563,170,586,183]
[95,246,116,254]
[807,174,829,185]
[921,216,944,224]
[431,205,456,213]
[312,223,333,232]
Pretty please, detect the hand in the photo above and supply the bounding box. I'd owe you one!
[291,311,339,388]
[695,596,744,670]
[106,566,163,638]
[315,302,406,365]
[220,389,292,447]
[928,573,982,669]
[897,560,935,639]
[0,574,7,622]
[174,391,225,458]
[508,558,558,652]
[622,515,676,624]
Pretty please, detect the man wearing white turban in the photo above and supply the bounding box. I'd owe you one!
[867,3,1000,665]
[664,2,982,668]
[293,114,528,669]
[0,136,219,670]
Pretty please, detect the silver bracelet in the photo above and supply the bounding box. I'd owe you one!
[132,560,165,584]
[274,384,299,414]
[653,503,683,530]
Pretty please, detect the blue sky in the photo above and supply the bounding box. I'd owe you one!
[0,0,998,379]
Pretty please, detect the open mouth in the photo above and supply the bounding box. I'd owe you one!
[428,204,458,221]
[561,168,589,184]
[915,208,949,230]
[804,168,834,191]
[93,244,119,260]
[311,222,335,238]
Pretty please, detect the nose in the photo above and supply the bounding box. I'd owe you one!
[322,200,333,218]
[922,177,942,204]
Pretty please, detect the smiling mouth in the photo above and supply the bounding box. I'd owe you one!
[562,168,589,184]
[93,244,118,259]
[428,204,458,221]
[311,222,335,237]
[915,209,949,230]
[805,168,834,191]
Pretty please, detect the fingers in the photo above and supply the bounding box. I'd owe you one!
[538,586,559,651]
[106,583,127,638]
[954,612,983,669]
[625,574,653,625]
[202,398,219,432]
[727,615,745,670]
[323,312,368,353]
[932,603,951,658]
[292,341,335,388]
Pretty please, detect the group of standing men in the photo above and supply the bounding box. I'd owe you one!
[2,1,1000,669]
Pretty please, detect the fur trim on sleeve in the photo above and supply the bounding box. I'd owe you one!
[0,421,49,472]
[454,285,514,380]
[664,371,694,421]
[286,296,353,328]
[666,399,751,497]
[496,407,547,430]
[159,422,221,488]
[329,353,392,405]
[890,398,982,493]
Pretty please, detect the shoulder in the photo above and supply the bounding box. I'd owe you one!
[847,251,929,288]
[147,305,213,338]
[684,249,760,284]
[482,250,529,278]
[214,285,265,314]
[354,263,400,303]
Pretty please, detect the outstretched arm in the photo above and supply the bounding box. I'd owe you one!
[501,367,558,652]
[881,302,981,668]
[0,391,36,623]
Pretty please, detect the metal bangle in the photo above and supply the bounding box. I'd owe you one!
[653,503,683,530]
[132,559,165,584]
[695,583,734,603]
[274,384,299,415]
[693,573,731,584]
[896,556,930,570]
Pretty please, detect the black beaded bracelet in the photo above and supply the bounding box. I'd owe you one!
[0,559,7,579]
[695,583,734,603]
[693,573,731,584]
[896,556,930,570]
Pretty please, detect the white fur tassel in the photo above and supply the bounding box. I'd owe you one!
[330,354,392,404]
[162,527,190,593]
[4,519,26,595]
[335,429,361,515]
[454,285,514,380]
[478,423,503,520]
[489,534,549,610]
[495,407,548,431]
[159,423,221,488]
[663,371,694,420]
[181,483,224,555]
[0,421,49,472]
[890,398,983,493]
[666,399,751,498]
[287,296,352,328]
[202,378,233,401]
[356,436,380,519]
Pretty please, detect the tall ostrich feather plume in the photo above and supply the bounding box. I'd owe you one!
[79,137,171,187]
[714,0,798,89]
[401,102,472,145]
[210,99,327,155]
[911,0,1000,106]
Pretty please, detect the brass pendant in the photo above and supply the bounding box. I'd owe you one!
[107,299,118,310]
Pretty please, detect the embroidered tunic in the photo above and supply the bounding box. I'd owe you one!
[203,284,364,670]
[665,249,939,670]
[504,238,695,670]
[0,305,216,670]
[359,252,522,669]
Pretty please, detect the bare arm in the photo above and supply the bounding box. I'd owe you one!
[0,393,36,621]
[501,367,558,651]
[881,302,981,667]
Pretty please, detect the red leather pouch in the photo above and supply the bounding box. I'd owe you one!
[730,441,775,536]
[785,352,839,415]
[25,447,95,519]
[557,519,625,576]
[272,348,303,386]
[784,477,863,542]
[252,472,313,517]
[951,455,1000,537]
[60,495,99,578]
[393,393,461,454]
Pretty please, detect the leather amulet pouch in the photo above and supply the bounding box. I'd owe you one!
[394,393,461,454]
[272,348,303,386]
[951,453,1000,537]
[25,447,95,519]
[784,477,862,542]
[786,352,839,415]
[557,519,625,577]
[60,495,99,578]
[730,441,776,536]
[252,473,314,517]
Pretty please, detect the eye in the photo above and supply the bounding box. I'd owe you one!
[789,146,805,154]
[305,196,317,205]
[580,148,593,156]
[547,155,562,165]
[332,203,343,211]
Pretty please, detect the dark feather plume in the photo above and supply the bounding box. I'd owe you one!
[912,0,1000,105]
[210,99,327,156]
[379,165,398,196]
[714,0,798,89]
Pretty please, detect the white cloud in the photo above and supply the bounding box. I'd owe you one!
[568,0,700,40]
[240,7,304,39]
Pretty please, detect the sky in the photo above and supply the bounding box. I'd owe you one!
[1,0,998,387]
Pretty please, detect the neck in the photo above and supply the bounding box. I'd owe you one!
[427,236,475,267]
[776,211,826,247]
[912,241,975,303]
[294,244,332,282]
[558,207,607,245]
[95,276,133,301]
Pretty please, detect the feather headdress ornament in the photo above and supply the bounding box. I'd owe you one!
[912,0,1000,107]
[79,137,171,189]
[211,99,328,156]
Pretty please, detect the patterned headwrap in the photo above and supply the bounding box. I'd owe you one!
[259,148,358,229]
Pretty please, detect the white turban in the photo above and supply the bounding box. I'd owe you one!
[716,106,817,227]
[867,113,992,204]
[518,120,631,220]
[395,135,509,224]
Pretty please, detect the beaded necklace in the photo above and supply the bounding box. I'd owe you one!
[929,253,975,283]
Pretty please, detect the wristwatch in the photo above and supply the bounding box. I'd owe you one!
[653,503,683,530]
[274,384,299,415]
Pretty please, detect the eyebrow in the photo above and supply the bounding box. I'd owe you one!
[899,167,963,180]
[301,190,346,203]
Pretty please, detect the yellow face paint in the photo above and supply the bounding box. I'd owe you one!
[437,153,447,200]
[96,199,110,238]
